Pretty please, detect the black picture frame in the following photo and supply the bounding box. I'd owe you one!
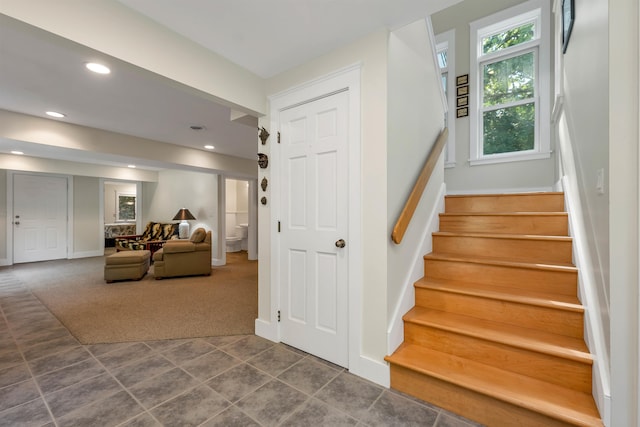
[456,74,468,86]
[456,107,468,118]
[562,0,575,53]
[456,85,469,97]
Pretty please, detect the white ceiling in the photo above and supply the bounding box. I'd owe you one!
[117,0,460,79]
[0,0,458,170]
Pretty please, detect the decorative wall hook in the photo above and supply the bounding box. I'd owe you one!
[261,177,268,192]
[260,196,267,205]
[258,127,270,145]
[258,153,269,169]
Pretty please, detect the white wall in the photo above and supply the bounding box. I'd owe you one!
[73,176,101,255]
[558,0,610,333]
[0,170,6,260]
[553,6,611,419]
[142,169,218,253]
[262,30,390,364]
[0,151,159,183]
[432,0,555,193]
[386,20,445,321]
[0,110,256,178]
[609,0,639,425]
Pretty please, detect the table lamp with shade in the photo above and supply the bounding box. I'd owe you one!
[173,208,196,239]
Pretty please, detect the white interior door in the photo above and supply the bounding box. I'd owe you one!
[13,173,68,263]
[279,90,349,367]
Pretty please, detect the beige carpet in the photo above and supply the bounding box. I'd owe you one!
[11,252,257,344]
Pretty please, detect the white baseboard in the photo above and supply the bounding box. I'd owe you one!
[0,258,10,266]
[561,177,611,426]
[387,183,446,355]
[71,250,103,259]
[254,318,278,342]
[256,316,390,388]
[349,354,390,388]
[211,258,225,267]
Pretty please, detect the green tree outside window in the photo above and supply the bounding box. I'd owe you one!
[481,22,537,155]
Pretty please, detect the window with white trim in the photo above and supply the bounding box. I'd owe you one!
[469,0,550,165]
[436,29,456,168]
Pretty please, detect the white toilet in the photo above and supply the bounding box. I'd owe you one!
[236,224,249,251]
[227,223,248,253]
[225,237,241,252]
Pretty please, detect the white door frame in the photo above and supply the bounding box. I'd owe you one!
[268,64,363,370]
[216,176,258,266]
[7,171,73,265]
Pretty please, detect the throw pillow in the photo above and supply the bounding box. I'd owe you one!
[162,223,177,240]
[141,222,156,240]
[150,223,163,240]
[190,228,206,243]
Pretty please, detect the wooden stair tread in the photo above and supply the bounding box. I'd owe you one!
[433,231,573,242]
[386,344,602,426]
[404,306,592,364]
[391,192,602,425]
[425,252,577,271]
[415,278,583,310]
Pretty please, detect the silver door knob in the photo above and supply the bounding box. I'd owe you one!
[335,239,346,248]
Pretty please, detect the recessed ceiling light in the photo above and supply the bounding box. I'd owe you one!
[86,62,111,74]
[46,111,66,118]
[204,145,215,150]
[11,151,24,155]
[127,164,136,169]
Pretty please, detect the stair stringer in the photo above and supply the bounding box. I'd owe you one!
[387,182,446,355]
[562,176,611,425]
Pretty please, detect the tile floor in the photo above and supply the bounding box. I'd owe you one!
[0,269,482,427]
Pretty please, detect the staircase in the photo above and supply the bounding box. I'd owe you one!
[385,192,603,427]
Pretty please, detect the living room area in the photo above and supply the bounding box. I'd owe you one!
[1,164,260,339]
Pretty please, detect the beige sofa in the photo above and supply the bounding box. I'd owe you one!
[152,228,212,279]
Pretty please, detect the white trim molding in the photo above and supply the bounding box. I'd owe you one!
[387,183,445,355]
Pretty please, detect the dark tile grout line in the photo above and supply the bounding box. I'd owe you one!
[3,275,365,427]
[85,333,377,426]
[0,274,62,427]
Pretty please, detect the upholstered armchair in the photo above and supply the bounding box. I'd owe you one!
[152,228,212,279]
[115,221,178,256]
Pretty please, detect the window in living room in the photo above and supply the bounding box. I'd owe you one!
[117,193,136,222]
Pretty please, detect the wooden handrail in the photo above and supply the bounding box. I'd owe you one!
[391,127,448,244]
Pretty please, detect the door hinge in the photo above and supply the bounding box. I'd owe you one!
[277,131,281,144]
[277,310,281,322]
[278,221,281,232]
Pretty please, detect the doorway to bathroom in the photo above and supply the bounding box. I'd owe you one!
[225,178,250,257]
